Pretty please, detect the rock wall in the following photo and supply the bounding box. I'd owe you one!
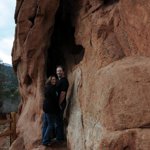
[11,0,150,149]
[11,0,59,149]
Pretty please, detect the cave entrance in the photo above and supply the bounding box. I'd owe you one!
[46,0,84,77]
[46,0,84,142]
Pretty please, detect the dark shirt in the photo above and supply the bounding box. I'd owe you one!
[56,77,69,108]
[43,84,59,114]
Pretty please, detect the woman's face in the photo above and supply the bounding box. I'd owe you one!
[51,76,56,85]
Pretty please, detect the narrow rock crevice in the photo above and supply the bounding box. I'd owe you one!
[81,116,86,149]
[46,0,85,77]
[81,114,85,130]
[103,0,119,6]
[45,1,85,145]
[139,123,150,128]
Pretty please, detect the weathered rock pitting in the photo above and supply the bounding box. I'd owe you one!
[11,0,150,149]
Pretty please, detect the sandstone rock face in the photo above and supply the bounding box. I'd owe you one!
[11,0,150,149]
[67,57,150,150]
[11,0,59,149]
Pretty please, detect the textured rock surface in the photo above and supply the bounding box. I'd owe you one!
[11,0,60,149]
[11,0,150,149]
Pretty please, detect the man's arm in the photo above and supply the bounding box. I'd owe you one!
[59,91,66,105]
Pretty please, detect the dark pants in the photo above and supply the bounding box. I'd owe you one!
[56,102,66,141]
[42,113,56,144]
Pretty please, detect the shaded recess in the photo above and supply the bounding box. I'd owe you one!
[103,0,119,5]
[46,0,84,77]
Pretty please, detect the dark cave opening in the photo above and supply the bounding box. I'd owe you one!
[46,0,84,77]
[103,0,119,5]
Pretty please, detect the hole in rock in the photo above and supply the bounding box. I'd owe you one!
[24,74,32,86]
[123,146,130,150]
[31,113,37,122]
[103,0,119,5]
[28,15,35,28]
[46,0,85,77]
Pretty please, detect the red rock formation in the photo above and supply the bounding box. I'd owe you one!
[11,0,60,149]
[11,0,150,149]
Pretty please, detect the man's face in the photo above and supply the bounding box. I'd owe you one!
[56,67,64,78]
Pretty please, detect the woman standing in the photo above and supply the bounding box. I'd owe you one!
[42,75,59,146]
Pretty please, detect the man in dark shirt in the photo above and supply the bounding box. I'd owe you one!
[56,66,69,142]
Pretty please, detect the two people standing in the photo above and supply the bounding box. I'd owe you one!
[42,66,69,146]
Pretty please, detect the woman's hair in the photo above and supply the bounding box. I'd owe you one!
[45,75,56,84]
